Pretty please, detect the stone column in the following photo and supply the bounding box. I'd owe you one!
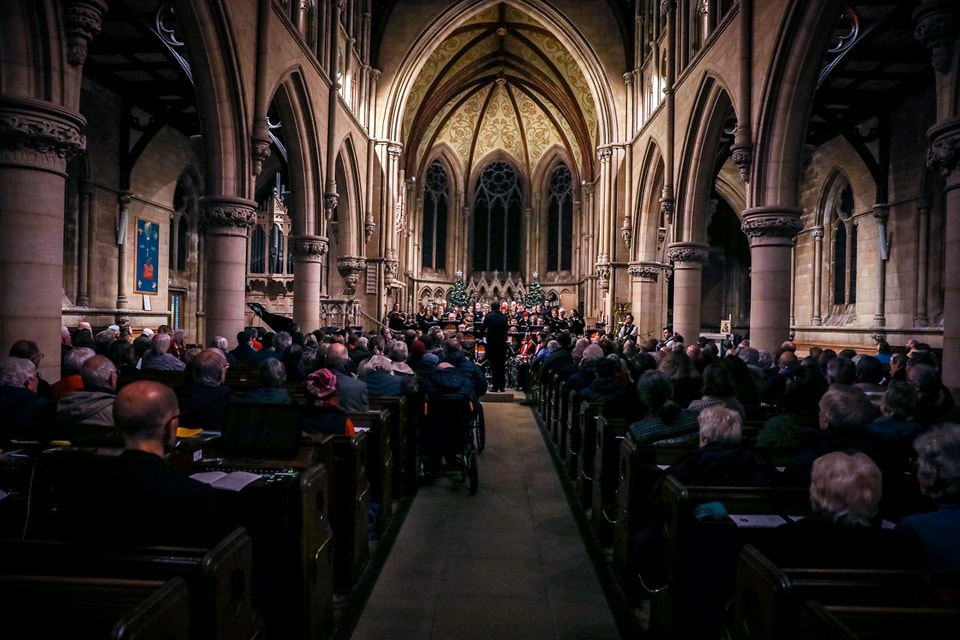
[927,117,960,392]
[811,226,824,326]
[116,190,131,309]
[666,243,709,347]
[76,179,94,307]
[873,203,890,327]
[628,261,670,341]
[292,235,328,333]
[914,197,931,326]
[201,196,256,344]
[0,97,85,379]
[741,206,803,354]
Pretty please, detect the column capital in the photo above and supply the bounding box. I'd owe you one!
[667,242,710,265]
[291,235,330,263]
[64,0,109,66]
[913,0,959,73]
[926,117,960,181]
[627,261,669,282]
[337,256,368,296]
[741,206,803,244]
[0,98,86,171]
[200,196,257,235]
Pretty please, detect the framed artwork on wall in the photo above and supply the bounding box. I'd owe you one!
[135,218,159,295]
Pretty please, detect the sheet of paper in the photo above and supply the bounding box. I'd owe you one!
[728,514,787,528]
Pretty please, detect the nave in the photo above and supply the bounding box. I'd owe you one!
[340,394,635,639]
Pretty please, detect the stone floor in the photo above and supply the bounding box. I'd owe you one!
[345,391,638,639]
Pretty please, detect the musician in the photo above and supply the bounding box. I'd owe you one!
[387,303,407,333]
[514,331,539,391]
[618,314,639,345]
[567,309,585,336]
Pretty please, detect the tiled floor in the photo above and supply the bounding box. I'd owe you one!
[349,392,626,639]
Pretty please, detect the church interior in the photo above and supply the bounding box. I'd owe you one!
[2,0,960,638]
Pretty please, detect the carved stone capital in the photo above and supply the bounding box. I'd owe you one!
[597,147,612,162]
[731,143,753,182]
[666,243,710,265]
[291,235,329,263]
[740,207,803,244]
[596,263,611,289]
[323,191,339,213]
[926,118,960,179]
[661,0,677,16]
[628,261,667,282]
[913,0,958,73]
[811,225,824,240]
[64,0,109,66]
[0,98,86,171]
[872,203,890,222]
[200,196,257,235]
[384,260,400,286]
[337,256,367,296]
[364,213,376,244]
[659,197,675,225]
[251,137,272,177]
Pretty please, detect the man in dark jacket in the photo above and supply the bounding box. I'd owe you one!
[482,303,509,392]
[174,348,236,429]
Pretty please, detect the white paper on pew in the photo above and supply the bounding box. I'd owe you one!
[728,514,787,528]
[657,464,670,470]
[190,470,261,491]
[354,426,370,432]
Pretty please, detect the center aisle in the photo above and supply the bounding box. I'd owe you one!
[348,393,626,639]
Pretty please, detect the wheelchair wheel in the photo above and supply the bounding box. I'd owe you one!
[474,411,486,453]
[467,450,478,495]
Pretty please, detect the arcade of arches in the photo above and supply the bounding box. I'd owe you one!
[1,0,959,396]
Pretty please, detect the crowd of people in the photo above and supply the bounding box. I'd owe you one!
[1,315,958,581]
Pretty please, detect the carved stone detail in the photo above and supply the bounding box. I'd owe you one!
[0,99,86,170]
[323,191,339,213]
[337,256,367,296]
[291,235,329,263]
[666,243,710,265]
[913,1,958,73]
[596,263,611,289]
[659,197,674,225]
[200,197,257,235]
[661,0,677,16]
[383,260,400,286]
[740,207,803,240]
[65,1,109,66]
[731,143,753,182]
[627,262,666,282]
[812,226,824,239]
[926,119,960,178]
[251,138,272,177]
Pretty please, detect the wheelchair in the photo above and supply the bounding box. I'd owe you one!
[418,393,479,494]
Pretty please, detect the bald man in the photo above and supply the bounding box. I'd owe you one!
[53,380,224,547]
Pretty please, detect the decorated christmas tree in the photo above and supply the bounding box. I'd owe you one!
[525,271,545,310]
[448,270,469,309]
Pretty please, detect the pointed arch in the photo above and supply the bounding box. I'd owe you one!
[634,141,666,262]
[333,138,365,256]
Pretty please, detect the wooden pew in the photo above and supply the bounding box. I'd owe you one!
[0,574,192,639]
[564,389,582,481]
[578,400,603,511]
[732,544,960,640]
[553,379,569,448]
[369,394,410,500]
[797,600,960,639]
[118,369,188,389]
[650,476,811,639]
[346,409,393,534]
[591,413,631,546]
[0,527,259,640]
[310,431,370,594]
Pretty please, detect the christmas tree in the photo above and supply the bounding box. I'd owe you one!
[448,270,469,309]
[525,271,545,310]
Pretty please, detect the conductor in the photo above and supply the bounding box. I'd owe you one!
[483,303,509,392]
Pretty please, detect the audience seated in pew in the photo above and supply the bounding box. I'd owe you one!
[0,356,54,428]
[56,354,118,427]
[301,368,355,436]
[628,370,700,446]
[174,348,237,430]
[761,451,921,570]
[867,380,924,450]
[896,422,960,571]
[51,346,94,402]
[687,363,746,420]
[52,380,225,547]
[755,362,828,448]
[235,359,295,405]
[359,354,414,397]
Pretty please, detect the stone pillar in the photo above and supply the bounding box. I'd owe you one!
[811,226,824,326]
[292,235,328,333]
[201,196,256,345]
[116,190,131,309]
[666,243,709,347]
[628,261,670,342]
[741,206,803,354]
[76,179,94,307]
[914,197,931,326]
[0,97,85,380]
[873,203,890,328]
[926,117,960,392]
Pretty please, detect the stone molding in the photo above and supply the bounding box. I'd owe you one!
[200,196,257,235]
[291,235,329,263]
[731,143,753,182]
[627,261,669,282]
[913,0,958,73]
[65,0,109,66]
[596,263,610,289]
[0,98,86,171]
[666,242,709,265]
[740,207,803,241]
[337,256,367,295]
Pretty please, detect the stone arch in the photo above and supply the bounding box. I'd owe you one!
[634,141,666,263]
[675,74,736,243]
[333,138,365,257]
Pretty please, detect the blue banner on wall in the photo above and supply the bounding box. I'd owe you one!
[135,218,159,295]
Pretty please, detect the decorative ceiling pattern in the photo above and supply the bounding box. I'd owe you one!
[401,2,598,182]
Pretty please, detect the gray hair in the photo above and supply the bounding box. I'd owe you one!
[63,346,96,375]
[259,358,287,387]
[152,332,172,355]
[274,331,293,350]
[80,355,117,389]
[385,339,408,362]
[210,336,229,351]
[1,357,37,387]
